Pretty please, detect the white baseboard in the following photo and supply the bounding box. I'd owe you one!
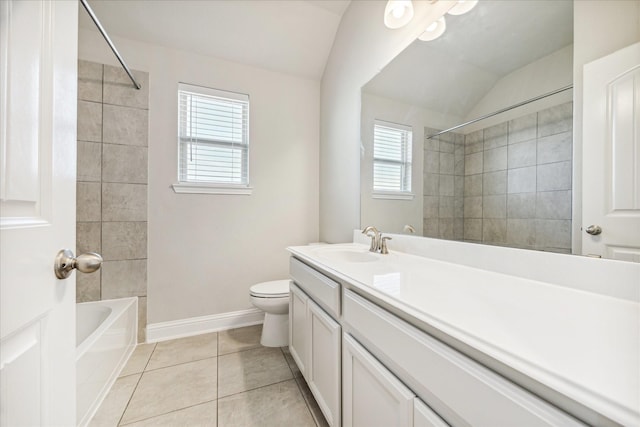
[146,308,265,343]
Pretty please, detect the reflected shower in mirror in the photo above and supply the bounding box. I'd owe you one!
[361,0,574,254]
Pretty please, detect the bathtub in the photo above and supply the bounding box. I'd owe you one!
[76,297,137,427]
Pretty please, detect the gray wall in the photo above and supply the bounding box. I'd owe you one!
[76,60,149,341]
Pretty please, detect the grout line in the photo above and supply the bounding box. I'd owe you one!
[115,342,156,426]
[281,347,320,426]
[217,377,296,401]
[118,398,217,426]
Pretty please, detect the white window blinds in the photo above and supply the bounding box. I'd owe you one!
[373,120,412,193]
[178,83,249,186]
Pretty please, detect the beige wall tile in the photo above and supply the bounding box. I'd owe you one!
[464,130,483,154]
[483,218,507,243]
[423,196,439,219]
[508,140,536,169]
[438,196,454,218]
[423,174,439,196]
[464,174,482,196]
[78,60,103,103]
[463,196,482,218]
[438,218,454,239]
[463,218,482,241]
[464,152,483,175]
[507,166,536,194]
[77,272,100,303]
[423,219,438,238]
[537,161,571,191]
[439,152,454,174]
[537,102,572,138]
[102,221,147,261]
[77,141,102,182]
[77,100,102,142]
[536,190,572,220]
[102,183,147,221]
[438,174,454,196]
[483,122,508,150]
[535,219,572,249]
[101,259,147,299]
[507,193,536,219]
[507,219,536,247]
[103,104,149,146]
[103,65,149,109]
[483,170,506,195]
[423,150,439,174]
[102,144,148,184]
[508,113,537,145]
[483,146,507,172]
[77,222,101,255]
[483,195,506,219]
[121,358,217,424]
[77,182,101,222]
[537,131,572,165]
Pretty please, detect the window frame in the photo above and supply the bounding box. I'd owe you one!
[372,120,414,200]
[172,83,252,195]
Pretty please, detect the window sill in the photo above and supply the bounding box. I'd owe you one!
[372,191,414,200]
[172,183,253,195]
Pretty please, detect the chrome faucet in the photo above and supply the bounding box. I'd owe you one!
[362,226,381,253]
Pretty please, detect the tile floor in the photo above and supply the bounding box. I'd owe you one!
[90,325,329,427]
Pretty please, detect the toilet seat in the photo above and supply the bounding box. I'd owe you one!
[249,280,290,298]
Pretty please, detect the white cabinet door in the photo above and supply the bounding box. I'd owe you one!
[289,283,309,378]
[0,0,78,425]
[343,333,415,427]
[583,42,640,261]
[414,399,449,427]
[308,299,341,427]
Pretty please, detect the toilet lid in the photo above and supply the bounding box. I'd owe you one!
[250,280,290,298]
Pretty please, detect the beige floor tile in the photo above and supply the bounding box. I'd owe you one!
[281,346,302,379]
[218,380,315,427]
[120,344,156,377]
[146,333,217,371]
[121,401,217,427]
[295,377,329,427]
[120,358,217,424]
[218,324,262,355]
[89,374,140,427]
[218,346,292,398]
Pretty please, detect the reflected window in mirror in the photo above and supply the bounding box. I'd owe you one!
[373,120,413,198]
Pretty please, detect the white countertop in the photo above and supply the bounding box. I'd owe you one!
[287,243,640,426]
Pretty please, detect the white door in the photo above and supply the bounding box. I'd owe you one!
[583,42,640,261]
[0,0,79,425]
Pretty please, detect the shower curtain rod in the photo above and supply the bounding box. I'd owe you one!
[80,0,141,90]
[426,84,573,139]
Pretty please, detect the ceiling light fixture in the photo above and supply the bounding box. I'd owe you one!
[418,16,446,41]
[447,0,479,16]
[384,0,415,29]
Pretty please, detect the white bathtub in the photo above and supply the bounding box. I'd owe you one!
[76,297,137,427]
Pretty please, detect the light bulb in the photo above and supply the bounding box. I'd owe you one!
[418,16,446,41]
[384,0,414,29]
[392,4,406,19]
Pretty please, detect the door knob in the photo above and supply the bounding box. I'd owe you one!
[585,225,602,236]
[54,249,103,279]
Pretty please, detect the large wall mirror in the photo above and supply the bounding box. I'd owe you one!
[361,0,576,254]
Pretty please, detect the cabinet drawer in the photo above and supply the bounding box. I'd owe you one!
[290,257,340,317]
[343,289,585,427]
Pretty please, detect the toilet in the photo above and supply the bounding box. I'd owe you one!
[249,280,290,347]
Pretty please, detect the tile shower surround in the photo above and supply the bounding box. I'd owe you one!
[423,102,573,253]
[89,325,328,427]
[76,60,149,341]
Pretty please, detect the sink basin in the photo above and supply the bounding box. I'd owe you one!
[317,248,379,263]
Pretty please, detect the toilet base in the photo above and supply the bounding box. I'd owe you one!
[261,312,289,347]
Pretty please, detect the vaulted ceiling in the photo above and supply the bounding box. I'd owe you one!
[79,0,351,80]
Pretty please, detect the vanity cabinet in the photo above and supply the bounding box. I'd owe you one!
[343,332,448,427]
[289,257,341,427]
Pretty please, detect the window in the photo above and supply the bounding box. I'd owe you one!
[174,83,250,194]
[373,120,413,197]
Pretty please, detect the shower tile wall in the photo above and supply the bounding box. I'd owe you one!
[423,130,465,240]
[76,60,149,341]
[424,102,572,253]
